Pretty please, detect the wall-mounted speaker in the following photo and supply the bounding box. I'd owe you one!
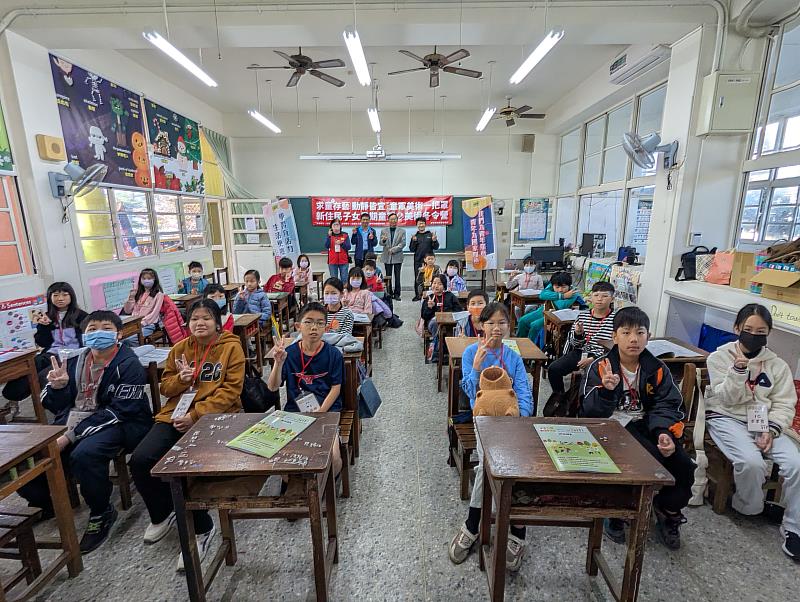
[521,134,535,153]
[36,134,66,161]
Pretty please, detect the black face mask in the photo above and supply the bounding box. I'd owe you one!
[739,331,767,358]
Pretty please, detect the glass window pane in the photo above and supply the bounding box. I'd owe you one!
[232,217,267,230]
[159,234,183,253]
[775,19,800,88]
[154,194,178,213]
[0,213,14,242]
[113,190,148,213]
[605,103,633,147]
[121,237,155,259]
[776,164,800,179]
[577,190,623,251]
[637,86,667,134]
[760,122,780,154]
[554,196,577,247]
[231,202,265,215]
[156,214,180,231]
[186,233,206,248]
[602,146,628,183]
[77,213,113,238]
[795,225,800,239]
[767,205,797,223]
[184,213,205,232]
[744,189,764,206]
[558,160,578,194]
[560,129,580,163]
[585,118,605,155]
[624,186,654,257]
[765,223,793,240]
[0,246,22,275]
[767,87,800,149]
[742,207,760,222]
[582,154,601,187]
[772,187,799,205]
[182,200,202,214]
[784,116,800,150]
[74,188,109,212]
[740,223,758,241]
[81,238,116,263]
[748,170,770,182]
[234,232,270,245]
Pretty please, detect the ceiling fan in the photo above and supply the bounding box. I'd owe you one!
[495,98,545,127]
[388,47,481,88]
[247,48,346,88]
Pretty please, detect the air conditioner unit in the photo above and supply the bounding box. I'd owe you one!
[609,45,671,86]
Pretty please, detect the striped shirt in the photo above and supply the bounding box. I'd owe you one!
[565,309,616,357]
[326,305,354,336]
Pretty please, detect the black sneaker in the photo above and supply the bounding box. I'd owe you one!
[80,506,117,554]
[654,505,686,550]
[543,392,566,417]
[781,527,800,562]
[604,518,625,544]
[412,296,420,302]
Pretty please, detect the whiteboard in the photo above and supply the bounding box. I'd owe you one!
[374,226,447,253]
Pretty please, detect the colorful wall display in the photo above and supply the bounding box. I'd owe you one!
[310,196,452,226]
[89,272,139,310]
[0,294,47,354]
[518,198,549,241]
[461,196,497,270]
[0,100,13,174]
[264,198,301,262]
[49,54,149,188]
[144,99,203,195]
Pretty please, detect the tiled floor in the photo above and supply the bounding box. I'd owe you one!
[4,298,798,601]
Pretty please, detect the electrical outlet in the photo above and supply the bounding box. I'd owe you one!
[688,232,702,246]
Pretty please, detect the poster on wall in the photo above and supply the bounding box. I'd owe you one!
[609,264,641,308]
[518,198,549,241]
[0,294,47,354]
[264,198,301,262]
[462,196,497,270]
[144,99,203,195]
[0,100,13,174]
[310,196,452,226]
[49,54,149,188]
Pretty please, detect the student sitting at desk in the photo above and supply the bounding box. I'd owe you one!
[706,303,800,561]
[265,257,296,294]
[421,274,460,332]
[122,268,165,344]
[342,266,374,316]
[515,271,584,342]
[323,277,354,336]
[18,311,152,554]
[449,302,533,571]
[293,254,313,289]
[414,251,441,302]
[544,281,616,417]
[445,259,467,293]
[130,300,244,571]
[580,307,693,551]
[233,269,272,326]
[506,255,544,292]
[455,290,488,337]
[178,261,209,294]
[203,284,234,332]
[363,259,384,292]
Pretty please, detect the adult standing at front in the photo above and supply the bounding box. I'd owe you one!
[325,218,350,282]
[351,212,377,268]
[409,216,439,301]
[380,212,406,301]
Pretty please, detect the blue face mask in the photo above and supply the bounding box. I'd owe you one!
[84,330,118,350]
[214,298,227,311]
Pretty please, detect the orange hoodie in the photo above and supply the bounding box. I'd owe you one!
[157,331,245,423]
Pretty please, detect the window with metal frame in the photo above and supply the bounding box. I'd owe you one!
[0,176,34,276]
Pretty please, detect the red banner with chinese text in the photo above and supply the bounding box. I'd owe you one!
[310,196,453,226]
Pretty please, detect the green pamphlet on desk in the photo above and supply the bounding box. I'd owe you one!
[227,411,316,459]
[534,424,621,474]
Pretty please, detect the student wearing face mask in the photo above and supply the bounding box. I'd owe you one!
[342,267,374,316]
[455,290,488,337]
[179,261,209,294]
[507,256,544,292]
[444,260,467,293]
[18,311,151,554]
[322,277,354,336]
[362,259,384,293]
[122,268,164,345]
[203,284,234,332]
[706,304,800,562]
[325,219,351,283]
[293,254,313,299]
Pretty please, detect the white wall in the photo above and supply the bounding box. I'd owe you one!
[0,30,223,308]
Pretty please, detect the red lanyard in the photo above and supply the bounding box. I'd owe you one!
[486,344,505,371]
[82,346,119,397]
[192,336,217,386]
[583,310,612,344]
[297,341,324,388]
[620,367,639,404]
[434,293,444,308]
[745,361,764,401]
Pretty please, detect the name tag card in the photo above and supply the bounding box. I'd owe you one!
[296,392,321,413]
[747,404,769,433]
[171,392,196,420]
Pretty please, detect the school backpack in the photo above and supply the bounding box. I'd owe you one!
[674,246,716,281]
[160,295,188,344]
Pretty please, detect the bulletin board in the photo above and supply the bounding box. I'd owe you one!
[156,262,185,295]
[89,272,138,310]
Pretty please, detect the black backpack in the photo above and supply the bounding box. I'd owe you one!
[240,364,280,413]
[675,246,716,281]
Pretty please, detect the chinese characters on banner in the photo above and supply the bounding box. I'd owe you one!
[263,198,301,263]
[310,196,452,226]
[461,196,497,270]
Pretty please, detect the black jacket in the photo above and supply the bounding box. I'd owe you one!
[34,309,88,351]
[43,344,153,441]
[409,231,440,264]
[420,291,461,323]
[580,345,684,436]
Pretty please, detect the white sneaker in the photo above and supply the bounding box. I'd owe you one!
[506,533,526,572]
[143,512,176,544]
[176,524,216,572]
[448,524,478,564]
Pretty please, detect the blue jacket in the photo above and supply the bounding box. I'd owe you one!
[179,276,209,294]
[43,345,153,442]
[233,288,272,324]
[350,226,378,261]
[461,342,533,417]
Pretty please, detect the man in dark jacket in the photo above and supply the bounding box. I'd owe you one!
[580,307,694,551]
[18,311,152,554]
[350,212,378,267]
[409,216,440,300]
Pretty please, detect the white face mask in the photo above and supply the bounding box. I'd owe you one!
[299,260,309,268]
[446,267,458,277]
[523,265,536,274]
[364,270,374,278]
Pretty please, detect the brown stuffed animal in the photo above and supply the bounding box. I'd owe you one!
[473,366,520,417]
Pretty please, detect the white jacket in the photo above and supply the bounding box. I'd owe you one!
[707,341,797,439]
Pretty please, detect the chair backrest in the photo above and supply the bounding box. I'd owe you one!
[204,272,215,283]
[215,267,229,285]
[146,361,162,416]
[680,362,710,421]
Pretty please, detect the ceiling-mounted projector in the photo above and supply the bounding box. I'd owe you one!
[366,145,386,159]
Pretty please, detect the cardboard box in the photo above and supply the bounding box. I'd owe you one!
[730,251,756,290]
[751,269,800,305]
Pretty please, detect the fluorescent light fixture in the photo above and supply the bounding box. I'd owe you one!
[248,110,281,134]
[509,28,564,85]
[298,153,461,162]
[343,28,371,86]
[367,108,381,133]
[476,106,497,132]
[143,31,218,87]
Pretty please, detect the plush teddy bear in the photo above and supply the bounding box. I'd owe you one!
[473,366,520,417]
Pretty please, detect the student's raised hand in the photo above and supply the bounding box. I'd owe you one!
[472,338,489,371]
[657,433,675,457]
[755,431,773,453]
[173,413,194,433]
[432,232,438,241]
[599,359,620,390]
[369,231,374,240]
[36,314,52,326]
[128,288,136,302]
[272,337,287,364]
[411,235,417,243]
[731,346,749,370]
[427,295,435,309]
[47,355,69,389]
[175,354,195,384]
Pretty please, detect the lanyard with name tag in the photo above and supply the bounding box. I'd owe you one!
[296,392,321,412]
[171,391,196,420]
[747,403,769,433]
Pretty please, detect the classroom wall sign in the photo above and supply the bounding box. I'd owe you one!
[144,99,204,195]
[0,99,13,174]
[49,54,149,188]
[462,196,497,270]
[518,198,549,241]
[310,196,452,226]
[0,294,47,353]
[264,198,301,263]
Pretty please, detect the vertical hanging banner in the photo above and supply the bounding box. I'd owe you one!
[263,198,301,262]
[144,99,204,195]
[462,196,497,270]
[0,99,13,174]
[49,54,149,187]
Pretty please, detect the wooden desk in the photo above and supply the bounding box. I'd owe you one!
[170,293,201,310]
[232,314,264,376]
[312,271,325,300]
[509,291,542,333]
[598,337,709,370]
[121,315,144,346]
[435,312,457,393]
[444,337,547,420]
[543,309,576,359]
[352,321,373,370]
[222,284,241,313]
[151,413,339,602]
[0,350,45,424]
[0,425,82,597]
[267,292,290,333]
[476,417,673,601]
[456,291,469,309]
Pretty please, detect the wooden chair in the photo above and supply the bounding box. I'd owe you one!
[0,505,42,595]
[215,267,229,285]
[449,421,478,500]
[144,327,168,347]
[681,363,783,514]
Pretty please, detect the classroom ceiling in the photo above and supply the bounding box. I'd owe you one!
[4,0,796,115]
